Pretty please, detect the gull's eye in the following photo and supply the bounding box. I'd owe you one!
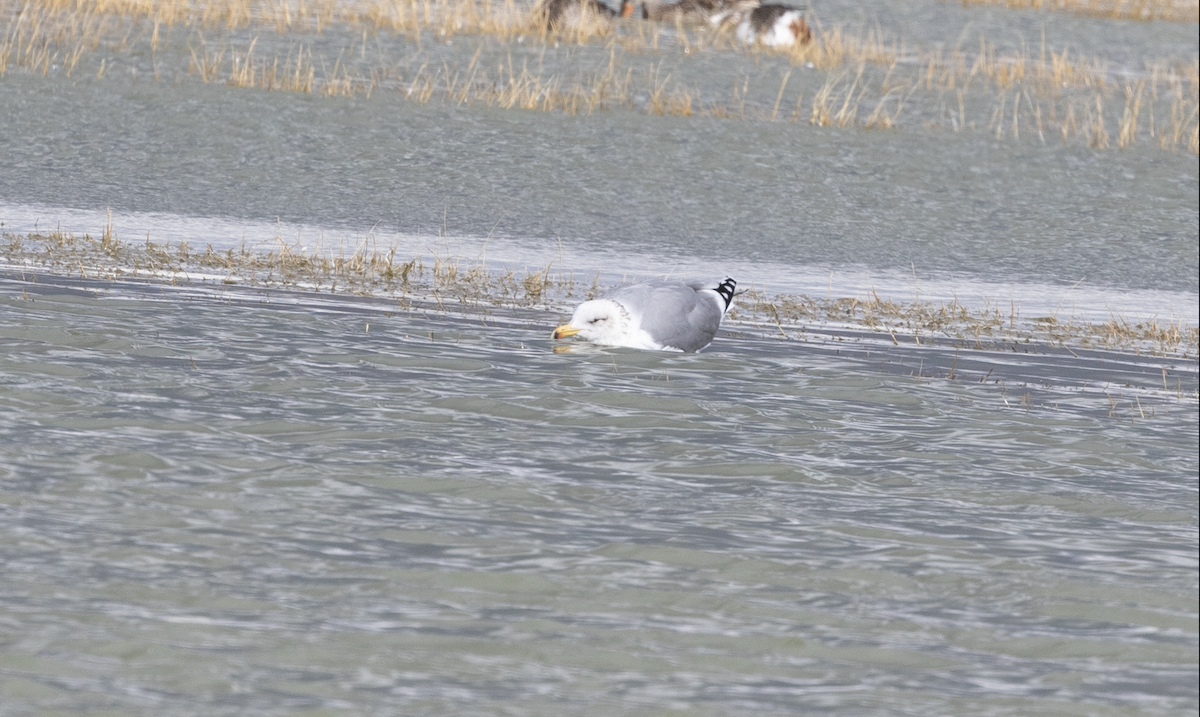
[589,317,605,324]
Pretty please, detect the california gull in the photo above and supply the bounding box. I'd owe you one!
[552,277,736,352]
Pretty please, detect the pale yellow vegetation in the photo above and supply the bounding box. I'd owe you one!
[1,0,1196,152]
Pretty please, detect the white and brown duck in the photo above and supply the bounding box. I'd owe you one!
[640,0,813,47]
[730,3,812,46]
[538,0,635,30]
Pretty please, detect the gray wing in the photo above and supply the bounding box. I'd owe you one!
[608,281,726,352]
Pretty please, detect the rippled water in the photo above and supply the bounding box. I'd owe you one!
[1,273,1195,715]
[2,0,1198,713]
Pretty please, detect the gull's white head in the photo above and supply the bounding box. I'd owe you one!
[552,299,632,346]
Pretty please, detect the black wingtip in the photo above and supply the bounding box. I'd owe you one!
[713,277,736,311]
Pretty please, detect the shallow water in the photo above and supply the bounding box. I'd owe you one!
[1,1,1198,714]
[1,0,1198,314]
[2,74,1197,320]
[0,273,1196,715]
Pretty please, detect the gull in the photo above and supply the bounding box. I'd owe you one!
[553,278,736,352]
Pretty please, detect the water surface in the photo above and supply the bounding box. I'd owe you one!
[0,273,1195,715]
[0,1,1197,713]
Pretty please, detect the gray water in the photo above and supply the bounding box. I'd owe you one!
[1,0,1198,307]
[1,273,1196,716]
[1,0,1198,714]
[3,72,1197,319]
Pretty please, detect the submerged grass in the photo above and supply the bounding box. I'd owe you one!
[1,226,584,311]
[732,286,1199,359]
[5,229,1196,360]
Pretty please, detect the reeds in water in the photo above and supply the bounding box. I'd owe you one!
[1,0,1196,152]
[5,228,1196,358]
[732,285,1199,358]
